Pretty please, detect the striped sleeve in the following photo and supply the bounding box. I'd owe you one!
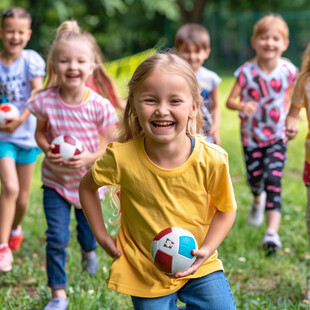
[95,97,119,134]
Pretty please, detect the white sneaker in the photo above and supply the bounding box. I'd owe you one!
[248,191,266,226]
[44,297,68,310]
[263,230,282,253]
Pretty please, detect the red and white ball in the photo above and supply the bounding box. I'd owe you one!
[51,135,83,161]
[150,227,197,275]
[0,104,20,124]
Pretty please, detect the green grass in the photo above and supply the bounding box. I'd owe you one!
[1,75,310,309]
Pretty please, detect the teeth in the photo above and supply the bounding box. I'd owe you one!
[152,121,174,127]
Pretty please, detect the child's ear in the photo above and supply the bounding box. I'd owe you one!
[90,62,95,73]
[204,47,211,59]
[26,29,32,41]
[283,39,289,52]
[189,101,198,119]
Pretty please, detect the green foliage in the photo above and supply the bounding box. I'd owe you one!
[2,0,310,70]
[104,48,156,96]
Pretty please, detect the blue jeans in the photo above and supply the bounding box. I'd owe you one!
[131,271,235,310]
[43,186,97,289]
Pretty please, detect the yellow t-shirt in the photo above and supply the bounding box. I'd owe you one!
[92,135,237,297]
[292,79,310,163]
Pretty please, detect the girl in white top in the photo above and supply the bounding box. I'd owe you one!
[28,21,118,310]
[226,14,298,253]
[0,7,45,272]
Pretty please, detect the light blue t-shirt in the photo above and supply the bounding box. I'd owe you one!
[0,49,46,148]
[195,66,222,137]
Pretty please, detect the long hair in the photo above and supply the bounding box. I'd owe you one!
[293,43,310,97]
[44,21,93,90]
[108,52,203,224]
[28,20,93,102]
[85,32,124,110]
[117,51,203,143]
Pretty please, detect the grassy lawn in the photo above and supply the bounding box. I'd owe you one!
[1,75,309,309]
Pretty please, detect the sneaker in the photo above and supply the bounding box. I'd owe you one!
[248,191,266,227]
[9,232,23,251]
[263,230,282,254]
[0,246,13,272]
[305,289,310,303]
[82,250,98,276]
[44,297,68,310]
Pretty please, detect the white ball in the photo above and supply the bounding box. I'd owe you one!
[0,103,20,125]
[150,227,197,275]
[51,134,83,161]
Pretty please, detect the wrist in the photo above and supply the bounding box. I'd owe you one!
[238,102,245,113]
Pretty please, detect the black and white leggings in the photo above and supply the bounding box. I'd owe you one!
[243,140,287,212]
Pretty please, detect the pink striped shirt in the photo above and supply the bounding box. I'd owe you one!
[28,87,118,207]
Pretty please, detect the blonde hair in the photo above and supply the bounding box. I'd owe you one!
[44,20,94,90]
[117,51,202,142]
[293,43,310,95]
[174,23,210,50]
[252,14,289,41]
[108,52,202,224]
[28,20,94,102]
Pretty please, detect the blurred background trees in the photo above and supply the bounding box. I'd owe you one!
[1,0,310,70]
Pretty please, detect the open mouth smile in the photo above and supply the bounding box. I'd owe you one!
[151,121,175,128]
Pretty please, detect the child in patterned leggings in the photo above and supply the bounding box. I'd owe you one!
[226,14,298,253]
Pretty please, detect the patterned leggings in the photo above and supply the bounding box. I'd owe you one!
[243,140,287,212]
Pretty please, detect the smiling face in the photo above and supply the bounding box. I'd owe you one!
[177,42,210,73]
[133,68,197,148]
[251,26,289,62]
[53,39,94,91]
[0,17,31,59]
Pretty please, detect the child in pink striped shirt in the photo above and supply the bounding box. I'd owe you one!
[28,21,118,310]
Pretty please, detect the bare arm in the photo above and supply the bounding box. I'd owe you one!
[0,77,44,133]
[209,86,221,145]
[79,169,121,258]
[31,76,44,91]
[175,209,236,278]
[35,118,63,165]
[226,79,258,116]
[286,104,301,140]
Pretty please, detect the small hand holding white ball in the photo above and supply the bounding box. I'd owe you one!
[174,246,211,278]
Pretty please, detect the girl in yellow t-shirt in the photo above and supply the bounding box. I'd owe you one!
[79,52,237,309]
[286,43,310,301]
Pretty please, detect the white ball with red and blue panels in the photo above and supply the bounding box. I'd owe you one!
[0,103,20,124]
[51,134,83,161]
[150,227,197,275]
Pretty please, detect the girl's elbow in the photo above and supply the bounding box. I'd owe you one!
[226,100,232,109]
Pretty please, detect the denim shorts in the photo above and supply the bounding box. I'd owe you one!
[131,271,236,310]
[0,141,41,164]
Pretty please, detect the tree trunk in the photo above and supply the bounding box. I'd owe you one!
[177,0,209,24]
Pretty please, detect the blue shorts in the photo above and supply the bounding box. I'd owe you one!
[0,142,42,164]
